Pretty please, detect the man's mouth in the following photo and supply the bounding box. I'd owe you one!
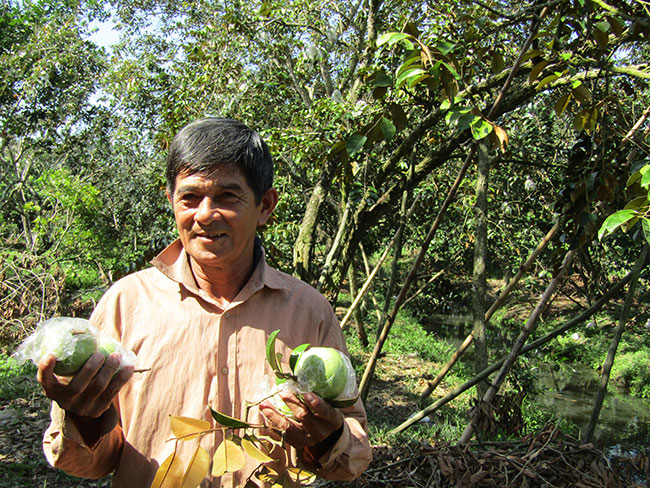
[197,232,226,240]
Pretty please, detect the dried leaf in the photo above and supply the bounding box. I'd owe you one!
[242,435,275,462]
[285,467,317,484]
[180,446,210,488]
[151,451,184,488]
[212,438,246,477]
[170,416,211,441]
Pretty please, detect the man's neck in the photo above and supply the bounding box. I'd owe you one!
[189,255,255,307]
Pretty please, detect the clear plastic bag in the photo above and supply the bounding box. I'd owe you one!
[13,316,137,376]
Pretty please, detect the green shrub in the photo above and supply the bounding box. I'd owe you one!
[612,350,650,398]
[0,354,37,401]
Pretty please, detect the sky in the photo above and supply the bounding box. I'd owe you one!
[87,18,121,50]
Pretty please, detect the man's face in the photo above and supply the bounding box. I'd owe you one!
[169,165,276,273]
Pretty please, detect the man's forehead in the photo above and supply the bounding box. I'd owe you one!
[174,166,248,191]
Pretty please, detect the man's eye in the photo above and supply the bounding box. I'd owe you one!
[179,194,199,202]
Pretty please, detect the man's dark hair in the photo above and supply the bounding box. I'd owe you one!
[166,117,274,204]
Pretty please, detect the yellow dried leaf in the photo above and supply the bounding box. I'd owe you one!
[241,436,275,462]
[170,416,211,441]
[494,124,508,152]
[212,439,246,477]
[180,446,210,488]
[285,467,317,484]
[151,451,184,488]
[256,466,279,483]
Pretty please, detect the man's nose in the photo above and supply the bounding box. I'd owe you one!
[195,197,220,223]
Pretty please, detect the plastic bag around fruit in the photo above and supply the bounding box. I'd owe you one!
[13,317,137,376]
[294,347,358,402]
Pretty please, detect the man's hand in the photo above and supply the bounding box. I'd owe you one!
[259,391,344,463]
[37,352,133,418]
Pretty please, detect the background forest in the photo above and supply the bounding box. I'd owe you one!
[1,0,650,486]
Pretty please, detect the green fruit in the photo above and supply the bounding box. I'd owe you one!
[98,337,120,357]
[294,347,350,400]
[43,325,98,376]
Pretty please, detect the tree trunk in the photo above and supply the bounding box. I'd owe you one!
[418,221,560,403]
[293,158,339,282]
[459,248,577,444]
[347,261,368,347]
[358,149,477,402]
[472,142,490,398]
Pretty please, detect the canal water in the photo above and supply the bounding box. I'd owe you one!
[534,363,650,452]
[425,313,650,452]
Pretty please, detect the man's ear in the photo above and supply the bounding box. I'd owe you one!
[166,188,173,205]
[257,188,279,226]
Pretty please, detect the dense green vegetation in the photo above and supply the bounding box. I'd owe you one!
[1,0,649,482]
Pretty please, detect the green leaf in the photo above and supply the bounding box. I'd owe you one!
[470,118,493,140]
[372,72,392,87]
[440,61,460,80]
[643,219,650,245]
[529,59,549,84]
[437,41,456,55]
[266,329,281,372]
[329,140,346,155]
[346,134,367,156]
[641,165,650,189]
[554,93,572,116]
[491,50,505,74]
[396,67,426,87]
[536,73,560,90]
[598,209,637,240]
[209,407,251,429]
[380,117,397,140]
[289,343,310,372]
[377,32,412,47]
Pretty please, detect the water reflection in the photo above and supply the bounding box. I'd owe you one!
[535,363,650,451]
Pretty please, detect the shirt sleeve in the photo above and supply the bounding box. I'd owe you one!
[313,399,373,480]
[41,284,127,480]
[43,402,124,479]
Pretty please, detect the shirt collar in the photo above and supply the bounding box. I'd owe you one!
[150,238,288,304]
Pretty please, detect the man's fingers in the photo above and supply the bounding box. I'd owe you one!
[260,403,293,429]
[100,364,134,405]
[37,353,59,391]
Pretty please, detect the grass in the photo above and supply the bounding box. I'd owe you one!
[0,355,110,488]
[2,283,649,486]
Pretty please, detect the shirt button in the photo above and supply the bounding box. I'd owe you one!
[221,366,228,375]
[224,312,230,319]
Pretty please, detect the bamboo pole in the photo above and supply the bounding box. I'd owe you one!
[358,3,551,403]
[339,195,420,330]
[585,244,649,442]
[459,249,576,444]
[419,221,560,402]
[390,270,632,434]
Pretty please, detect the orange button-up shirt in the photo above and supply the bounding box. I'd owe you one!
[43,240,372,487]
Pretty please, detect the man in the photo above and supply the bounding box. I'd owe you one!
[37,118,372,486]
